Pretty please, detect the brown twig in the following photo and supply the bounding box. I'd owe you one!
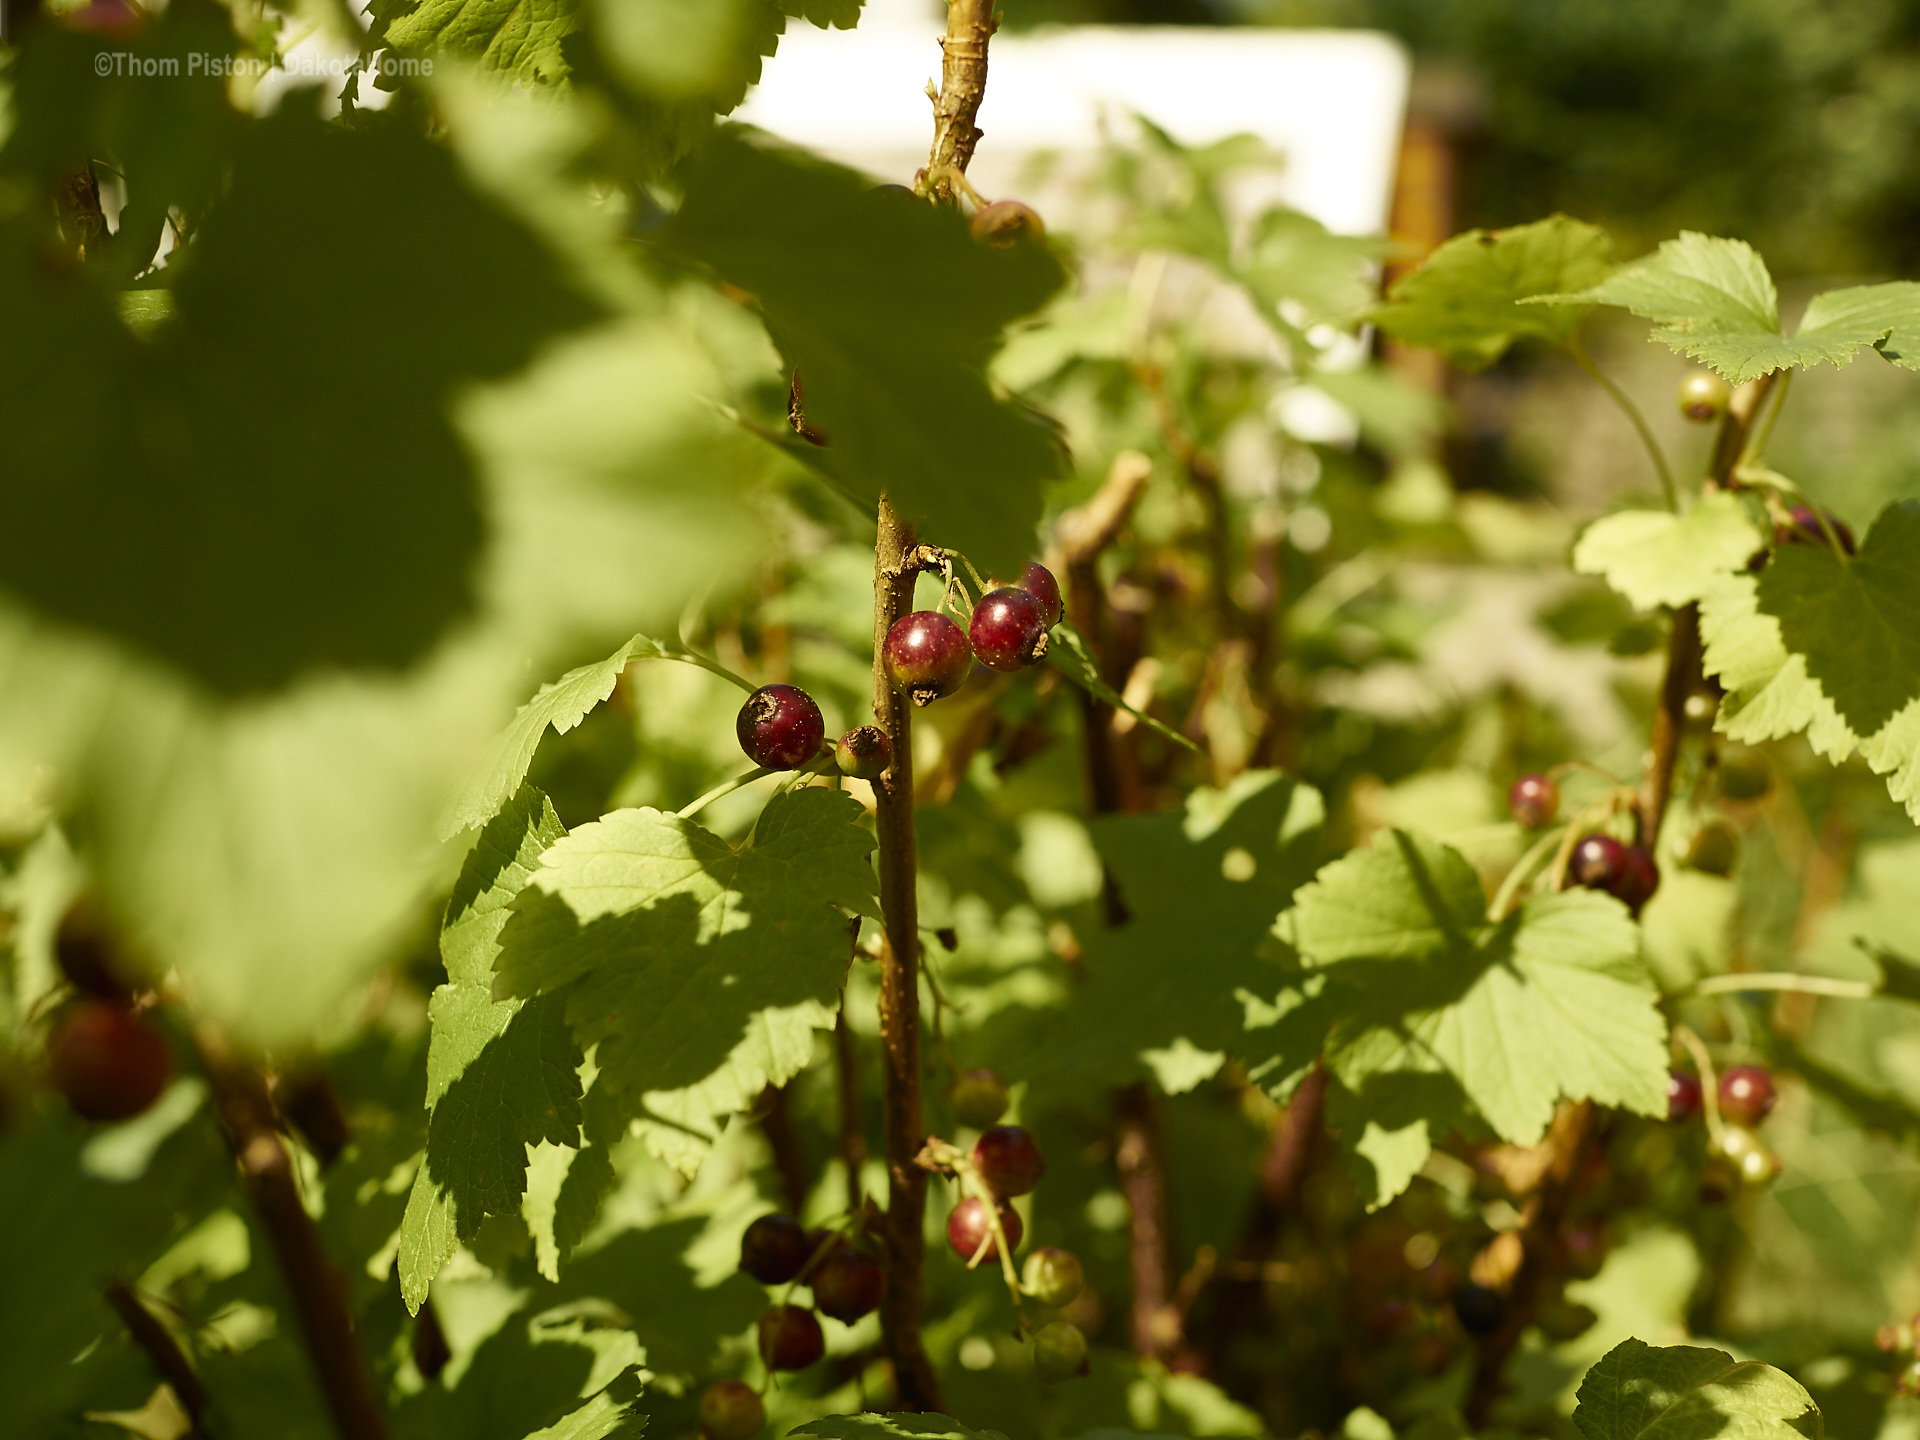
[1635,372,1778,848]
[1189,1062,1328,1375]
[106,1280,208,1433]
[1464,1101,1596,1427]
[1057,452,1154,835]
[835,986,868,1212]
[195,1027,390,1440]
[756,1083,811,1218]
[871,499,944,1411]
[1115,1082,1180,1361]
[922,1,997,201]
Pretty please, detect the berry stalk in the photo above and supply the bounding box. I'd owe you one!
[869,497,944,1410]
[196,1026,390,1440]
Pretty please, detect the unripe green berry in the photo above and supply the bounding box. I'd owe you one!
[951,1068,1010,1129]
[1031,1320,1088,1381]
[1678,370,1731,423]
[835,725,892,781]
[1022,1247,1085,1308]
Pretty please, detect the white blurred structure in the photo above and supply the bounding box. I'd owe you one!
[739,0,1409,237]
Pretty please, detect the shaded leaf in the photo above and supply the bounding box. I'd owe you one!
[793,1417,1010,1440]
[666,127,1067,579]
[1756,500,1920,736]
[401,787,581,1312]
[1035,772,1325,1089]
[496,787,876,1171]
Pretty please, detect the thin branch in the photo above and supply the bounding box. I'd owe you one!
[195,1027,389,1440]
[870,498,944,1411]
[921,0,997,201]
[1636,371,1778,847]
[755,1083,811,1218]
[1115,1081,1180,1362]
[835,985,867,1212]
[1688,973,1875,1000]
[1569,336,1675,511]
[106,1280,209,1434]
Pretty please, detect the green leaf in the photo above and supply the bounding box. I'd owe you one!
[495,786,877,1171]
[375,0,582,88]
[0,98,596,696]
[1786,280,1920,372]
[1368,215,1615,370]
[666,127,1068,580]
[1573,493,1765,611]
[792,1416,1010,1440]
[784,0,864,25]
[1047,622,1202,755]
[401,787,582,1312]
[1755,500,1920,736]
[1273,833,1668,1201]
[1698,508,1920,821]
[441,632,748,839]
[1556,232,1900,385]
[1573,1338,1821,1440]
[1033,771,1325,1089]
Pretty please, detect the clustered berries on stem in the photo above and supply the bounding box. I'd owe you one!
[1507,773,1559,830]
[1665,1057,1783,1199]
[1568,833,1659,913]
[731,1212,885,1413]
[917,1114,1091,1382]
[882,560,1061,707]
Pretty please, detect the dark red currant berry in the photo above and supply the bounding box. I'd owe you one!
[883,612,971,706]
[1453,1283,1505,1337]
[969,587,1050,672]
[970,199,1046,247]
[1718,1064,1776,1125]
[1022,1247,1085,1307]
[1667,1070,1702,1122]
[55,902,133,1003]
[973,1125,1046,1197]
[700,1380,765,1440]
[736,685,825,771]
[811,1250,885,1323]
[1569,836,1659,911]
[739,1214,810,1285]
[1031,1319,1088,1380]
[1561,1221,1606,1279]
[1508,773,1559,829]
[1614,844,1660,912]
[1777,505,1856,555]
[757,1304,824,1370]
[951,1067,1010,1129]
[1014,562,1064,628]
[834,725,892,781]
[1677,370,1730,423]
[47,1001,171,1122]
[947,1196,1022,1262]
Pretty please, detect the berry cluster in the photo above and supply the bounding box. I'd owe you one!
[43,906,172,1124]
[934,1070,1092,1381]
[884,562,1061,708]
[1666,1064,1781,1199]
[711,1213,889,1433]
[1506,773,1661,913]
[732,562,1059,783]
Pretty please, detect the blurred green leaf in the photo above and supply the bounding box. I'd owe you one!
[793,1416,1010,1440]
[1798,281,1920,371]
[1370,215,1614,369]
[495,787,876,1171]
[1573,1338,1821,1440]
[666,127,1067,579]
[1574,493,1765,612]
